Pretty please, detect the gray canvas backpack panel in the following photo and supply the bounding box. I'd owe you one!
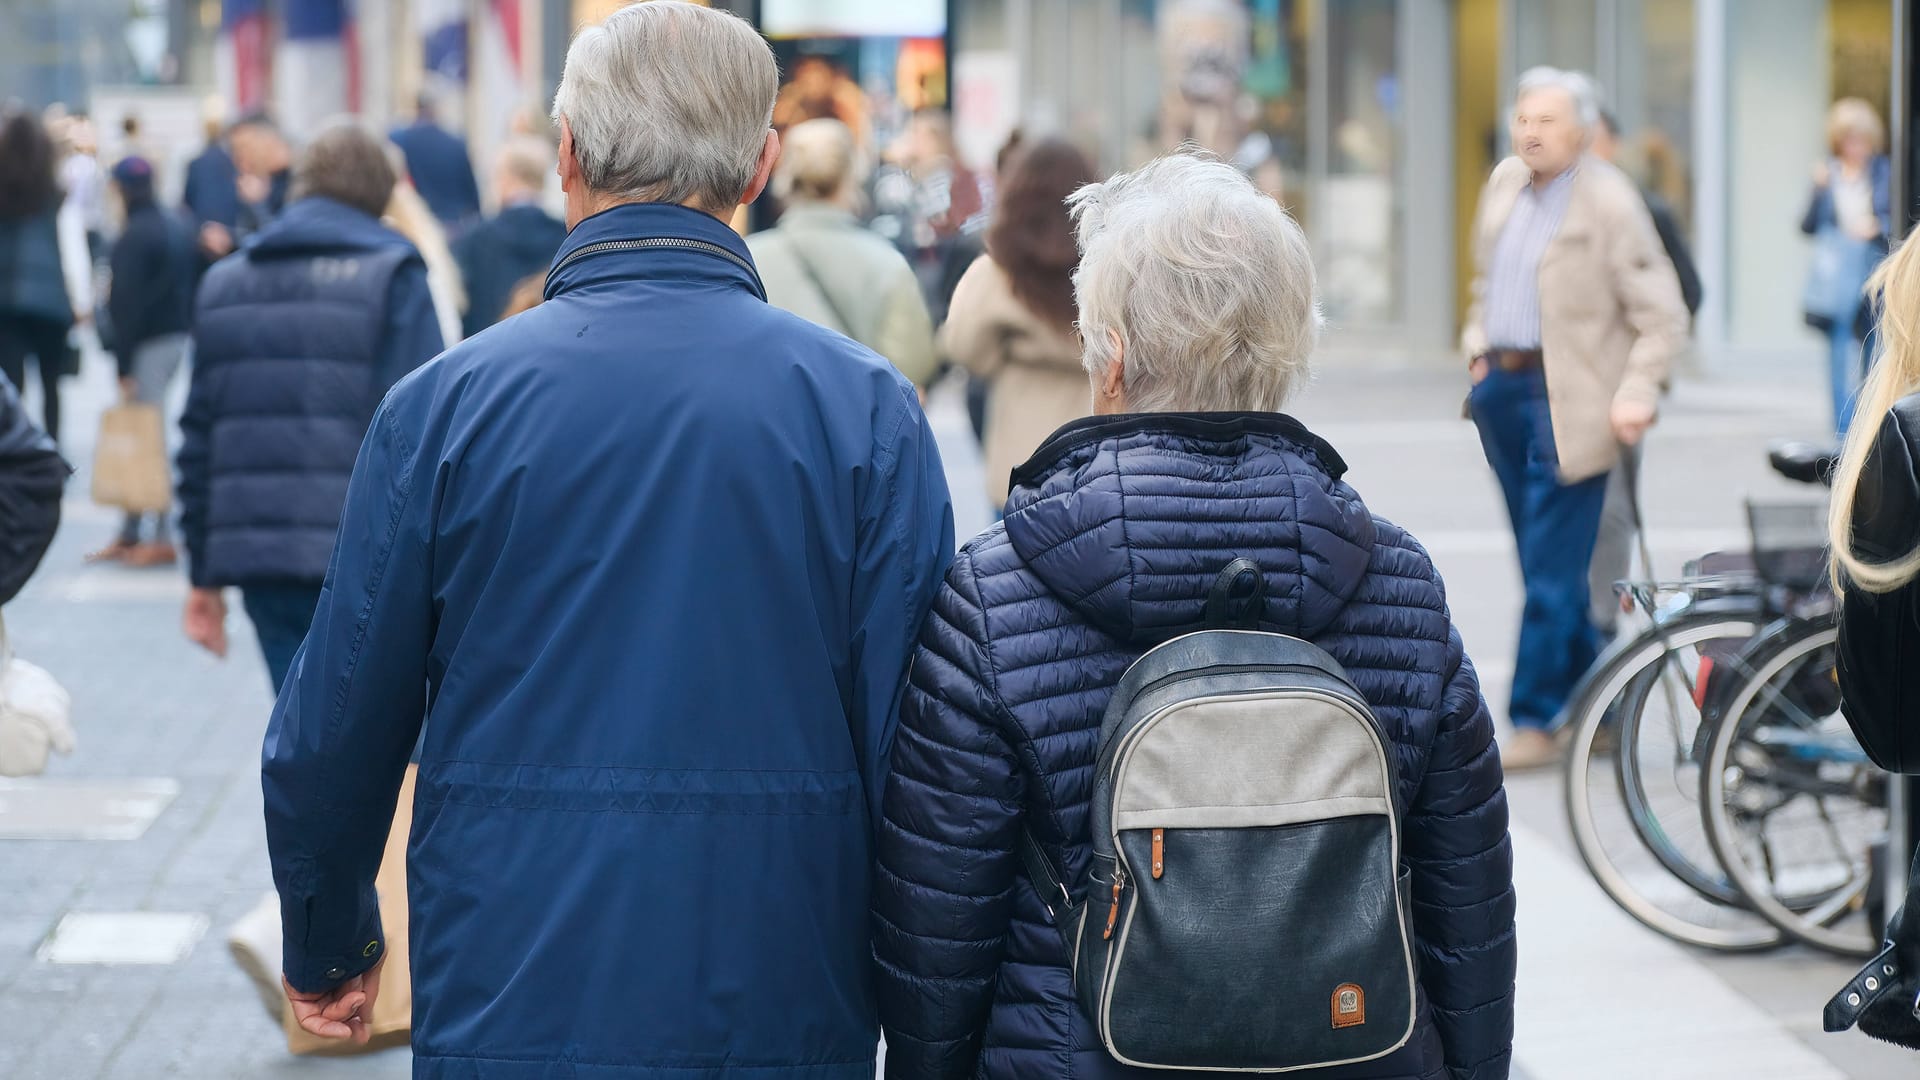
[1025,563,1417,1072]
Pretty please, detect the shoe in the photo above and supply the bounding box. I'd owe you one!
[1500,727,1563,771]
[85,540,135,563]
[122,541,178,567]
[228,894,287,1024]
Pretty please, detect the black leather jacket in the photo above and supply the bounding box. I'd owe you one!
[1839,393,1920,773]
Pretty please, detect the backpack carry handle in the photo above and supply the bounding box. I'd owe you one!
[1204,558,1265,630]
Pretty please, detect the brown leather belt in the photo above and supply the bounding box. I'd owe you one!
[1486,348,1544,372]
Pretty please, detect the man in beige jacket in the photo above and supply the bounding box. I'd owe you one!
[1462,67,1689,769]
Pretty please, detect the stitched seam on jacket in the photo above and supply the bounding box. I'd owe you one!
[312,403,417,816]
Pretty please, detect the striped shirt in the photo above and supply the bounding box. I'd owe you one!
[1483,166,1578,349]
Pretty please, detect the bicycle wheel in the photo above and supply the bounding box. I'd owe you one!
[1564,609,1785,951]
[1700,618,1885,957]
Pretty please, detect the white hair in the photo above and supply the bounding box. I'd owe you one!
[1514,66,1602,132]
[551,1,778,211]
[1069,152,1319,414]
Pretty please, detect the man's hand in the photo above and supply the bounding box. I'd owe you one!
[199,221,234,259]
[1468,355,1490,385]
[183,587,229,658]
[285,956,385,1045]
[1611,397,1657,446]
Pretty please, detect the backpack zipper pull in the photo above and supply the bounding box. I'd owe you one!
[1151,829,1165,879]
[1103,871,1124,940]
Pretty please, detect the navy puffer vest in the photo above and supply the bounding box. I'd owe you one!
[185,205,414,587]
[0,210,74,327]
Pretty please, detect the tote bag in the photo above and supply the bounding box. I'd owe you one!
[90,403,171,513]
[1803,227,1877,331]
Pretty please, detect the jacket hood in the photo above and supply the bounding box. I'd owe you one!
[246,197,415,259]
[1003,413,1377,645]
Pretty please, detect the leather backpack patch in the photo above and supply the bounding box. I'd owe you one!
[1332,983,1366,1028]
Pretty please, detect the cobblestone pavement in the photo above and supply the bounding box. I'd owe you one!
[0,349,1903,1078]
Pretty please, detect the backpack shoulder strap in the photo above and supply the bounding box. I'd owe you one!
[785,234,859,338]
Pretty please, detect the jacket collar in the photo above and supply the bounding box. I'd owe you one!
[1012,411,1349,489]
[546,202,765,302]
[773,204,859,231]
[245,197,411,258]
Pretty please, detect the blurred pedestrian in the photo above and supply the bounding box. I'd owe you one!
[184,98,241,261]
[942,137,1097,509]
[749,118,936,387]
[1586,107,1704,635]
[51,111,108,258]
[1801,97,1891,438]
[228,114,291,248]
[1461,67,1688,769]
[0,107,90,444]
[385,174,467,348]
[177,121,442,691]
[97,157,194,565]
[0,370,71,780]
[1825,232,1920,1050]
[452,137,564,338]
[389,92,481,229]
[874,152,1515,1080]
[259,2,951,1065]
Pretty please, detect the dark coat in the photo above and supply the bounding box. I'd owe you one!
[178,197,442,589]
[873,414,1516,1080]
[390,120,482,226]
[1643,191,1702,317]
[260,203,955,1079]
[451,202,565,337]
[182,142,238,228]
[107,196,196,375]
[0,371,66,605]
[1838,393,1920,773]
[0,209,74,328]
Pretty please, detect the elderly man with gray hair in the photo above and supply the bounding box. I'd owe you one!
[259,3,954,1074]
[874,152,1515,1080]
[1461,66,1689,770]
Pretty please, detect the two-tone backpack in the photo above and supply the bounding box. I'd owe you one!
[1021,559,1417,1072]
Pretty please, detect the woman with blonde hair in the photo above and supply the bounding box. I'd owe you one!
[1802,97,1891,436]
[384,149,467,347]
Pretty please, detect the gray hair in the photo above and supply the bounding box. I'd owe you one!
[551,1,778,211]
[1069,152,1319,414]
[1514,66,1602,132]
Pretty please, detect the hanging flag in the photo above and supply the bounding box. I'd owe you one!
[217,0,272,114]
[279,0,350,138]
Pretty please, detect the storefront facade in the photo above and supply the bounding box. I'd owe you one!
[969,0,1897,366]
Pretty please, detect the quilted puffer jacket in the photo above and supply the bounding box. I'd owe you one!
[873,413,1515,1080]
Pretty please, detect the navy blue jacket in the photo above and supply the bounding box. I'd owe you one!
[0,208,74,327]
[873,414,1515,1080]
[261,203,954,1079]
[390,120,482,226]
[107,196,196,374]
[179,197,442,589]
[451,202,565,337]
[183,142,239,229]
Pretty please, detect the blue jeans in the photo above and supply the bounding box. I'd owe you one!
[1470,367,1608,730]
[243,583,323,694]
[1830,318,1866,438]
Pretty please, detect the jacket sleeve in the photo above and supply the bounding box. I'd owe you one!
[1607,191,1689,413]
[1838,405,1920,773]
[261,393,434,993]
[1459,184,1495,364]
[1801,180,1828,236]
[373,261,445,400]
[1406,623,1516,1080]
[873,264,940,388]
[176,316,215,588]
[106,224,146,377]
[872,548,1027,1080]
[850,384,955,820]
[938,256,1010,381]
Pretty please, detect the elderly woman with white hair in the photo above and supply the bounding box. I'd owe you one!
[874,153,1516,1080]
[749,118,937,386]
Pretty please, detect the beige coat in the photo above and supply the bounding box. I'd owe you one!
[748,205,939,387]
[1462,155,1689,483]
[942,255,1089,507]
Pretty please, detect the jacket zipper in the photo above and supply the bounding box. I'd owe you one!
[545,236,764,294]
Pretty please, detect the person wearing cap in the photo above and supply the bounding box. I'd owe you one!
[98,157,196,565]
